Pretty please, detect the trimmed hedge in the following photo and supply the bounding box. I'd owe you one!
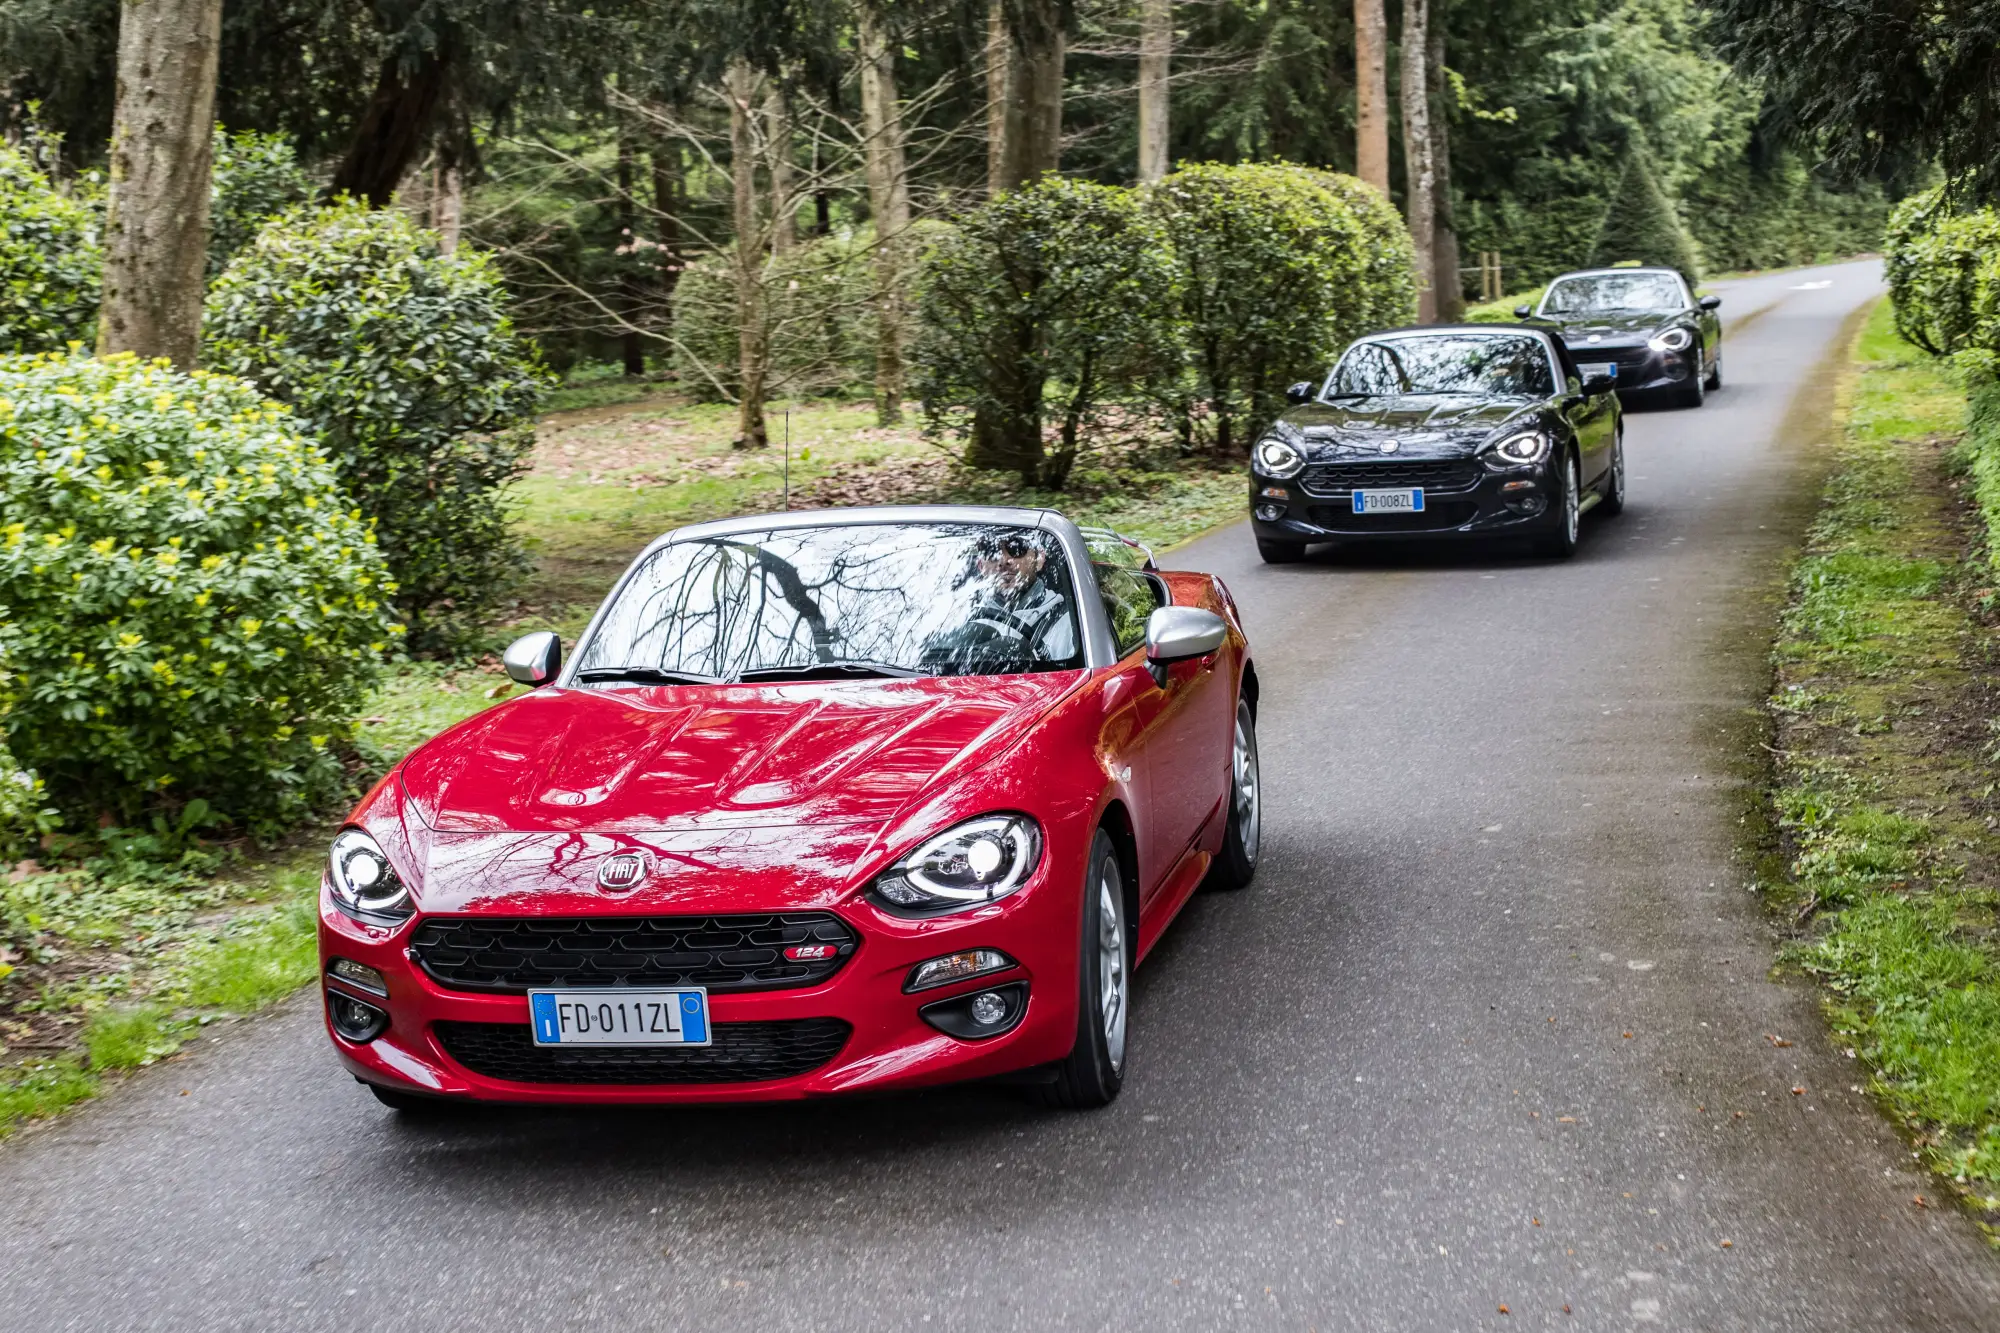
[204,201,548,653]
[1587,144,1703,285]
[0,352,398,827]
[1883,189,2000,361]
[0,140,100,354]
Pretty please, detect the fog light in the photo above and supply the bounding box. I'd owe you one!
[327,957,387,996]
[920,980,1029,1040]
[1506,495,1548,517]
[1254,502,1285,522]
[326,989,389,1043]
[906,948,1015,992]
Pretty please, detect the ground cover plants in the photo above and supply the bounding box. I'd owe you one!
[1764,299,2000,1240]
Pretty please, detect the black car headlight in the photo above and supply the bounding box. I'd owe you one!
[1252,437,1304,480]
[1483,431,1550,468]
[328,828,414,923]
[873,814,1043,913]
[1648,326,1692,352]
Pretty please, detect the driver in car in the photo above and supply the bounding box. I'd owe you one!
[924,530,1079,668]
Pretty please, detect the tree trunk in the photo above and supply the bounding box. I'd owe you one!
[433,156,463,254]
[650,138,684,343]
[1010,0,1064,185]
[1400,0,1436,322]
[1136,0,1170,184]
[858,2,912,425]
[98,0,222,367]
[329,47,449,207]
[986,0,1015,195]
[1428,19,1462,321]
[763,80,795,256]
[1353,0,1389,194]
[616,129,644,375]
[727,58,769,449]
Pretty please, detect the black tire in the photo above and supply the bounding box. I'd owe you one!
[1677,351,1707,408]
[367,1082,453,1115]
[1532,451,1582,559]
[1704,350,1722,391]
[1205,696,1261,891]
[1597,424,1627,518]
[1035,830,1129,1109]
[1257,537,1306,565]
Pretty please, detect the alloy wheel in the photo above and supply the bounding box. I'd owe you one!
[1563,455,1580,544]
[1097,862,1127,1072]
[1233,701,1261,866]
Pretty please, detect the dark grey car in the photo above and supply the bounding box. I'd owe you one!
[1519,266,1722,407]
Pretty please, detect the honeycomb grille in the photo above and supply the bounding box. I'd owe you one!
[433,1018,852,1085]
[407,913,858,995]
[1307,500,1481,532]
[1299,459,1483,495]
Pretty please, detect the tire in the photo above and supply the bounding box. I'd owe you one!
[1704,349,1722,391]
[367,1082,453,1115]
[1205,696,1261,891]
[1532,451,1582,559]
[1677,351,1707,408]
[1035,829,1129,1109]
[1597,424,1627,518]
[1257,537,1306,564]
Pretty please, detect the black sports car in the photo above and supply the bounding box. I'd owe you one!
[1247,325,1624,563]
[1518,267,1721,407]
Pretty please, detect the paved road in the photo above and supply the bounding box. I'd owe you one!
[6,260,1998,1331]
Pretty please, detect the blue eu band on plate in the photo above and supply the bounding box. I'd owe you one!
[528,989,712,1046]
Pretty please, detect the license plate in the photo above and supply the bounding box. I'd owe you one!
[1352,488,1425,515]
[528,988,711,1046]
[1579,362,1617,379]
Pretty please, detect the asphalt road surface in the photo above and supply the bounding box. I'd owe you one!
[7,260,1999,1332]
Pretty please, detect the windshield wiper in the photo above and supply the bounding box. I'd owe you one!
[734,660,927,682]
[575,666,726,686]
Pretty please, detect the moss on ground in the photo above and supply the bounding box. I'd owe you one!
[1766,297,2000,1240]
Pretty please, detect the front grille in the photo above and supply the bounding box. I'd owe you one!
[408,913,858,995]
[434,1018,851,1085]
[1299,459,1482,496]
[1308,501,1481,532]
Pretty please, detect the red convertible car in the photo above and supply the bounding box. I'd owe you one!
[319,507,1260,1110]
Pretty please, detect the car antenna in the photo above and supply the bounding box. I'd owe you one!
[783,408,790,511]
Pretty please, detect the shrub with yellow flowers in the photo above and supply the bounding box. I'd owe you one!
[0,351,400,829]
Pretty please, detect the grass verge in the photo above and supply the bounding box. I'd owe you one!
[1765,297,2000,1240]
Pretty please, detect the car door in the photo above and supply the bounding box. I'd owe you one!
[1552,337,1615,485]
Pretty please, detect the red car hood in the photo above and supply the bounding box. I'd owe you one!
[398,672,1085,835]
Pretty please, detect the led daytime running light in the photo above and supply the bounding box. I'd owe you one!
[328,828,413,921]
[1648,326,1693,352]
[874,814,1043,912]
[1252,437,1305,480]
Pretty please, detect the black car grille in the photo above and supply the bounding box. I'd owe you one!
[433,1018,851,1085]
[407,913,858,995]
[1308,501,1481,532]
[1299,459,1482,495]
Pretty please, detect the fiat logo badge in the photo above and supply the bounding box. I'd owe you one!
[1379,439,1400,454]
[596,851,650,892]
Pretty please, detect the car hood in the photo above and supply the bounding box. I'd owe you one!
[1279,396,1537,458]
[1538,310,1679,345]
[398,672,1086,835]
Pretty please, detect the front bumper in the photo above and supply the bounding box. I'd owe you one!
[1572,343,1695,396]
[318,864,1084,1105]
[1248,454,1560,543]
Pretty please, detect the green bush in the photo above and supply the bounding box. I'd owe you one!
[1587,143,1703,285]
[1883,189,2000,360]
[0,733,59,862]
[0,352,398,827]
[1683,152,1888,274]
[0,139,101,354]
[206,129,313,278]
[914,177,1180,486]
[204,201,549,652]
[671,230,880,402]
[1149,162,1415,453]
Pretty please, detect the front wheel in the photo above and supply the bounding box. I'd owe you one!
[1257,537,1306,564]
[1597,425,1627,517]
[1205,696,1261,891]
[1677,352,1708,408]
[1704,349,1722,391]
[1532,451,1582,559]
[1036,829,1129,1109]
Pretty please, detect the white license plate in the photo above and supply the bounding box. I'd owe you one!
[1352,488,1425,515]
[528,988,711,1046]
[1579,362,1617,380]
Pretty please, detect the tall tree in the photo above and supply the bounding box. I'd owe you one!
[1136,0,1170,183]
[97,0,222,366]
[1428,16,1462,320]
[995,0,1063,189]
[1353,0,1389,194]
[985,0,1013,194]
[725,55,770,449]
[764,79,796,255]
[1400,0,1436,321]
[857,0,911,423]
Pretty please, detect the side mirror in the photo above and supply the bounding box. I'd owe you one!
[1514,304,1533,319]
[503,631,562,687]
[1284,381,1316,405]
[1580,369,1617,396]
[1144,607,1227,684]
[1698,295,1722,311]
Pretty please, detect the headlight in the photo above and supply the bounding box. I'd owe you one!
[1252,437,1304,479]
[873,814,1043,913]
[1648,326,1692,352]
[1484,431,1551,467]
[328,828,414,922]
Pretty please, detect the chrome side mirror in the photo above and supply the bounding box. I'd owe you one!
[503,631,562,687]
[1284,380,1316,405]
[1144,607,1227,685]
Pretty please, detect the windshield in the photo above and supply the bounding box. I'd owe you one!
[1329,334,1555,399]
[1541,272,1685,315]
[572,522,1086,683]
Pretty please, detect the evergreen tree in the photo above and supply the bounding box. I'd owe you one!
[1588,143,1702,284]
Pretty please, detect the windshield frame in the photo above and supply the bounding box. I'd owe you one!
[1318,328,1564,402]
[1535,268,1691,319]
[561,507,1122,684]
